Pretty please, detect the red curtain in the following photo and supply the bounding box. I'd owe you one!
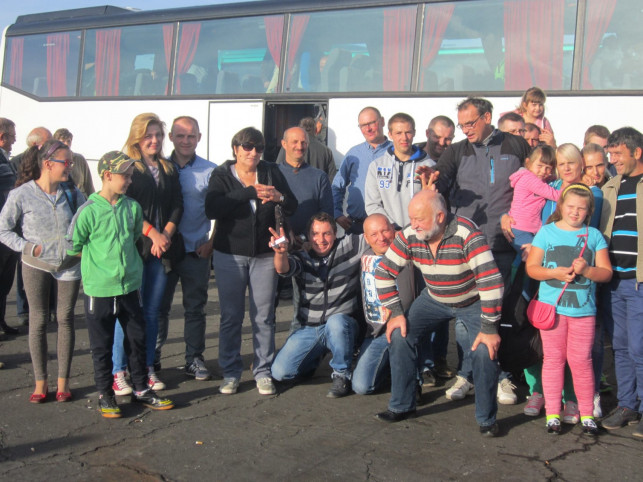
[264,16,284,65]
[9,38,24,88]
[46,33,69,97]
[382,7,416,91]
[285,15,310,87]
[420,3,455,87]
[174,23,201,94]
[504,0,565,90]
[581,0,618,89]
[95,29,121,96]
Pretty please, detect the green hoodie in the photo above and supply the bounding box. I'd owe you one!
[68,192,143,297]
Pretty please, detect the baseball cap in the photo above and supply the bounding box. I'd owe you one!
[97,151,135,177]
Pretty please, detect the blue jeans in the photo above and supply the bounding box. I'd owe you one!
[388,291,499,426]
[113,256,167,372]
[156,253,210,365]
[455,319,510,384]
[353,334,389,395]
[213,250,277,380]
[272,313,358,381]
[603,277,643,412]
[511,229,535,255]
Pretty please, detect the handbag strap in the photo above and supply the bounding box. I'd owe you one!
[553,225,589,305]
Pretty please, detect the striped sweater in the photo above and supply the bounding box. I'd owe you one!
[283,234,368,326]
[375,214,504,334]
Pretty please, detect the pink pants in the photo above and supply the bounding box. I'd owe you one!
[540,313,595,418]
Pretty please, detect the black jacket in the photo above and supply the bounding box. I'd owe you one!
[205,160,297,257]
[126,160,184,260]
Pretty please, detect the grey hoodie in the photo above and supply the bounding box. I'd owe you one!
[0,180,84,278]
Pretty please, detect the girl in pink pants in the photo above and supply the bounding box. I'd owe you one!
[526,184,612,435]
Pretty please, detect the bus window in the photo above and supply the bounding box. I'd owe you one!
[81,23,172,97]
[581,0,643,90]
[284,5,417,93]
[419,0,577,92]
[175,15,284,95]
[2,32,81,97]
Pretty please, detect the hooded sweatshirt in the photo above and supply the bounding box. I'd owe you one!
[364,145,431,229]
[508,167,560,233]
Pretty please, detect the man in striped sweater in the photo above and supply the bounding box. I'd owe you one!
[374,190,504,437]
[270,212,368,398]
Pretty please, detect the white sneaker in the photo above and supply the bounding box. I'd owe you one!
[112,371,133,396]
[256,377,276,395]
[593,392,603,419]
[445,375,475,401]
[219,377,240,395]
[147,369,166,391]
[497,379,518,405]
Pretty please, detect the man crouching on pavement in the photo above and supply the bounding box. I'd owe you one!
[374,190,503,437]
[269,212,367,398]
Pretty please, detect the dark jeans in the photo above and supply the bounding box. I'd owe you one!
[388,291,499,426]
[0,244,18,324]
[85,291,147,394]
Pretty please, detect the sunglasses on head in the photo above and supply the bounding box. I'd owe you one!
[240,142,265,153]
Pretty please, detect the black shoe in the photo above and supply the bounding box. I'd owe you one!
[134,389,174,410]
[602,406,640,430]
[0,322,19,335]
[422,369,436,387]
[327,375,351,398]
[98,393,122,419]
[375,409,416,423]
[480,423,499,437]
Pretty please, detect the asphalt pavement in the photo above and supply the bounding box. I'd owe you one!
[1,275,641,481]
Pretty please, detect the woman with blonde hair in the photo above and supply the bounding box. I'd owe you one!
[111,113,183,395]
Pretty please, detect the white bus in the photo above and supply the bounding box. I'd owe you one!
[1,0,641,185]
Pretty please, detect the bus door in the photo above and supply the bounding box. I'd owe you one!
[207,100,264,164]
[263,102,328,162]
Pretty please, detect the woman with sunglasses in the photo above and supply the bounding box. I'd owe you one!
[0,139,84,402]
[205,127,296,396]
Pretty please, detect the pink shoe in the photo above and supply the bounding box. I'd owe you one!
[563,401,580,424]
[524,392,545,416]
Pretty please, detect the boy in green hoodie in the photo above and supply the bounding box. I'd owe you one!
[68,151,174,418]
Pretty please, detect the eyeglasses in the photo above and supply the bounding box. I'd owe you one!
[508,129,527,135]
[48,158,74,168]
[457,115,482,131]
[240,143,265,153]
[358,119,379,130]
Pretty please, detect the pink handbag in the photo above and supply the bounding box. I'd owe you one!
[527,226,589,331]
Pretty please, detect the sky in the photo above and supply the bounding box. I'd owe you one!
[1,0,258,34]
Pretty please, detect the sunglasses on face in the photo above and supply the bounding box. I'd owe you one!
[240,143,265,153]
[49,158,74,168]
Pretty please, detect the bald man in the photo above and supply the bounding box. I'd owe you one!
[374,190,503,437]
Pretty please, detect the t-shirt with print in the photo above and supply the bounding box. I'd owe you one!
[532,223,607,317]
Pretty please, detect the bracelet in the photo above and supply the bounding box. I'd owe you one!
[144,225,153,237]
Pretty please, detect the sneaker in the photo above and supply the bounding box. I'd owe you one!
[256,377,276,395]
[98,393,122,418]
[497,379,518,405]
[581,418,599,436]
[219,377,240,395]
[113,371,133,396]
[601,406,641,430]
[633,418,643,439]
[524,392,545,416]
[134,389,174,410]
[147,370,166,391]
[327,375,351,398]
[445,375,474,401]
[422,369,436,388]
[547,417,561,434]
[433,357,456,379]
[593,392,603,419]
[562,401,580,425]
[185,358,211,381]
[479,423,499,437]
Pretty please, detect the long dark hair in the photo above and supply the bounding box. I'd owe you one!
[15,139,69,187]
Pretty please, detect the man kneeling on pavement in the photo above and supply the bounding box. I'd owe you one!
[374,190,503,437]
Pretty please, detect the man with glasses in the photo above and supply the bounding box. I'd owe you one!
[432,97,530,406]
[498,112,526,138]
[332,106,392,234]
